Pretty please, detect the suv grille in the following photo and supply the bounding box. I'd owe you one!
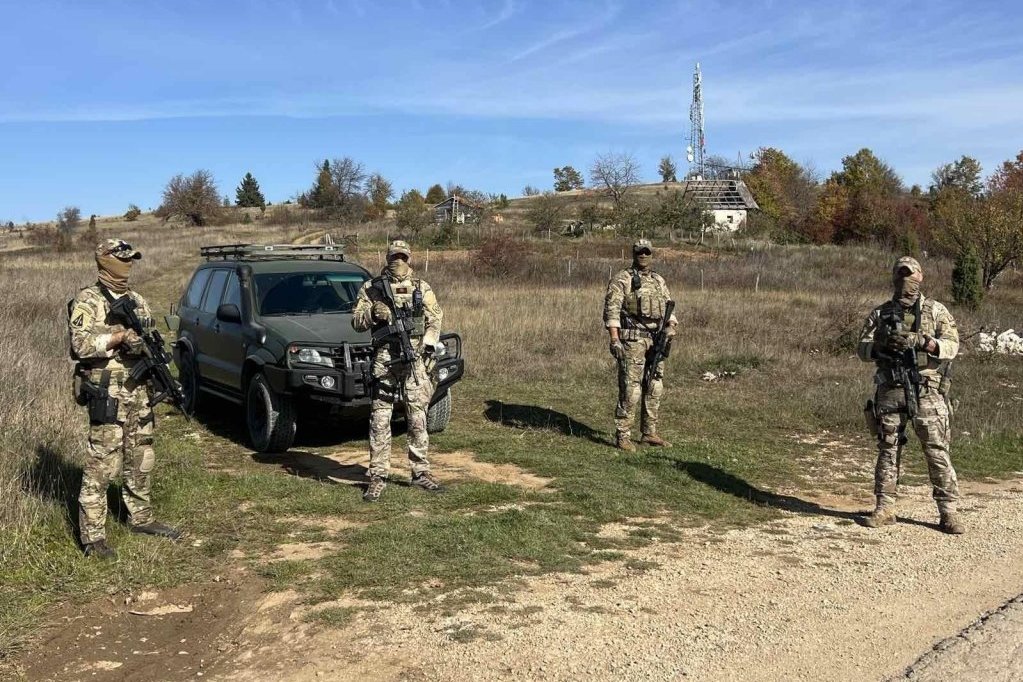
[328,343,373,370]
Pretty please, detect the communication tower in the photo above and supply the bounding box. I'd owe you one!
[686,62,706,179]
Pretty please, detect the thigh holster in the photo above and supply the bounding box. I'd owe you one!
[78,370,119,425]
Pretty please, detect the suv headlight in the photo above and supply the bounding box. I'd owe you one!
[288,345,333,368]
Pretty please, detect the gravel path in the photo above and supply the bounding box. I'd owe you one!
[211,479,1023,682]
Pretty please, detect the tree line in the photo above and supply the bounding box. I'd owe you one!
[742,147,1023,301]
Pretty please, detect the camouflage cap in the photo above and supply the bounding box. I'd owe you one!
[95,238,141,260]
[633,239,653,254]
[387,240,411,259]
[893,256,922,277]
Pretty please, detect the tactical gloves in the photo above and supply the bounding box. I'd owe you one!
[371,301,393,323]
[610,341,626,361]
[121,329,145,355]
[666,322,678,338]
[886,331,932,353]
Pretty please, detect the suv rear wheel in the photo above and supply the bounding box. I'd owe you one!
[246,373,297,453]
[426,391,452,433]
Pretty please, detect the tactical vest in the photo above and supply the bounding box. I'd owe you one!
[373,277,426,336]
[875,296,949,384]
[622,269,667,322]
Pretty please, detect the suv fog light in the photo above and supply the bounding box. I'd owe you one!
[437,368,449,382]
[320,375,336,389]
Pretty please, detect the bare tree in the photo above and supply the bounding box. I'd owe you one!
[56,206,81,233]
[589,152,640,209]
[329,157,367,199]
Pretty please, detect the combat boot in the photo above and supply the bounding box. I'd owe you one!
[640,433,671,447]
[363,476,386,502]
[862,506,897,528]
[615,432,636,452]
[411,472,443,493]
[939,511,965,535]
[83,539,117,560]
[130,521,181,540]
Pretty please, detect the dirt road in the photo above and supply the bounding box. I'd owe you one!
[20,480,1023,681]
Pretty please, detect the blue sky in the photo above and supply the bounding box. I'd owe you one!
[1,0,1022,222]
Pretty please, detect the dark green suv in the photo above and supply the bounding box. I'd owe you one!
[166,244,464,452]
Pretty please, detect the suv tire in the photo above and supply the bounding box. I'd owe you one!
[178,349,201,416]
[426,390,452,434]
[246,373,296,453]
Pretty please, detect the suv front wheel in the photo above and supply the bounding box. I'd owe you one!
[178,348,201,416]
[426,391,452,433]
[246,373,297,453]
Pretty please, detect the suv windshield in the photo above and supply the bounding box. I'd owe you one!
[255,272,368,316]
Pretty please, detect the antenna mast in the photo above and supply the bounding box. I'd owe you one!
[686,62,706,179]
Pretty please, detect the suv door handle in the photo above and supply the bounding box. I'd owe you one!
[213,323,221,333]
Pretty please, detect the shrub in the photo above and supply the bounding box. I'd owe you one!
[124,204,142,221]
[470,235,530,278]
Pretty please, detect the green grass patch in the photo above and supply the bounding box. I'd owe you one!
[304,606,360,628]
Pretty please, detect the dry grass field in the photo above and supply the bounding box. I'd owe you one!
[2,213,1022,672]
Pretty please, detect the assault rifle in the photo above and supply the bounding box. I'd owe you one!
[642,300,676,392]
[107,295,190,419]
[875,306,923,419]
[370,277,422,384]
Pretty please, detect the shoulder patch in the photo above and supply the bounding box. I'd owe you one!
[69,301,95,330]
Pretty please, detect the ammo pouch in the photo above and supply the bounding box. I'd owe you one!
[78,371,119,424]
[636,295,666,320]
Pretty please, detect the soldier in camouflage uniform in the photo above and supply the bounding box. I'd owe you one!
[68,239,181,559]
[352,240,444,502]
[857,256,963,534]
[603,239,678,452]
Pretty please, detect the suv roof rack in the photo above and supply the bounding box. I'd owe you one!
[199,244,346,262]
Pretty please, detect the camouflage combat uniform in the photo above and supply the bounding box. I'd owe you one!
[858,262,961,526]
[604,245,678,446]
[69,284,157,545]
[352,258,442,482]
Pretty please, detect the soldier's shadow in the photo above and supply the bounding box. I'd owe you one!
[483,400,613,446]
[675,460,864,522]
[25,444,86,540]
[251,450,369,486]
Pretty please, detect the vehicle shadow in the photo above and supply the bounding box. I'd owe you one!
[483,399,613,446]
[675,460,865,522]
[190,395,370,450]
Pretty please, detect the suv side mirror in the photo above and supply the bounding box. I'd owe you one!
[217,303,242,324]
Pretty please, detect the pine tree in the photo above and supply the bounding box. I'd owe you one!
[658,156,678,183]
[951,247,983,309]
[553,166,584,192]
[235,172,266,208]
